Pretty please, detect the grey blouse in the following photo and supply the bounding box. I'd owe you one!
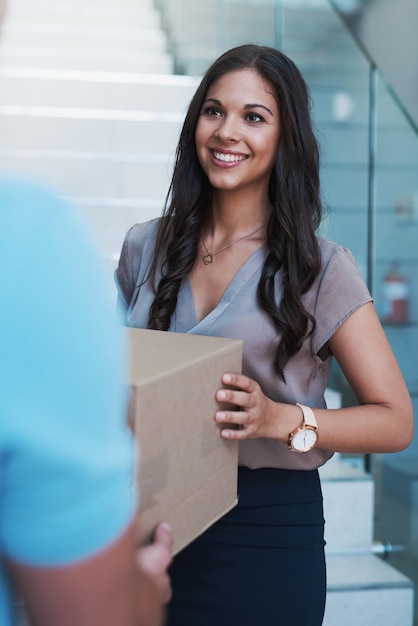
[115,218,372,471]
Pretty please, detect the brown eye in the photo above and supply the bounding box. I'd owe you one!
[247,113,263,123]
[204,106,222,117]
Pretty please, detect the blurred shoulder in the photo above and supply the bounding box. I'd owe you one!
[0,177,90,250]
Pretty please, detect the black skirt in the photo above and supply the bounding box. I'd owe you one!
[166,466,326,626]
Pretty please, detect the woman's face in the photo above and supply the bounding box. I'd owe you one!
[195,68,281,197]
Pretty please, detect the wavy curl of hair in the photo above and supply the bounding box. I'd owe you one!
[148,44,323,382]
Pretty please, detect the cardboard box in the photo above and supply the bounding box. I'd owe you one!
[126,328,242,554]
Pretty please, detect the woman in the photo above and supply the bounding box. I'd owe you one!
[115,44,413,626]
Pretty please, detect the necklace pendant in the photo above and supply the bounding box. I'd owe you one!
[203,252,214,265]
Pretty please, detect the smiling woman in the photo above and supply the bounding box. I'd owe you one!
[115,43,413,626]
[195,69,280,202]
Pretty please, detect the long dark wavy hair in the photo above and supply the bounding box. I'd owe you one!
[148,44,323,382]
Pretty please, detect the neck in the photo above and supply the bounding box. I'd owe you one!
[208,191,271,237]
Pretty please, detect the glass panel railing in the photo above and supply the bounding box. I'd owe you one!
[329,0,418,133]
[280,1,372,440]
[155,0,280,75]
[329,3,418,620]
[373,72,418,624]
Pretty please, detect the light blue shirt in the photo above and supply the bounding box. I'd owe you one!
[0,179,134,625]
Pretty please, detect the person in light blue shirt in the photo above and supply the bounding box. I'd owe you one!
[0,178,172,626]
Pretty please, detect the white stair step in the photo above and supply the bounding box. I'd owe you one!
[2,0,172,74]
[7,4,161,29]
[1,26,168,54]
[0,70,198,113]
[0,48,174,73]
[73,197,164,260]
[9,0,156,9]
[320,459,374,554]
[0,112,183,154]
[324,554,414,626]
[0,154,172,199]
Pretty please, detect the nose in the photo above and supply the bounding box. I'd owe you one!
[215,115,240,142]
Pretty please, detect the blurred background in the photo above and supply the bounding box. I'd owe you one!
[1,0,416,623]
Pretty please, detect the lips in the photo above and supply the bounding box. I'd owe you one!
[212,150,248,164]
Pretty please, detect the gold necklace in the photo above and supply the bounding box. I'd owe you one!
[201,223,266,265]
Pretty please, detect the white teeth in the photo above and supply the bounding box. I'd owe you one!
[213,151,246,163]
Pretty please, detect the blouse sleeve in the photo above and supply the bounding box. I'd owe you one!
[115,225,138,310]
[114,220,159,314]
[311,245,373,355]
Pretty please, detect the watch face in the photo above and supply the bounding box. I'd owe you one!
[292,427,318,452]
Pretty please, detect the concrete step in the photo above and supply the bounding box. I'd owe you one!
[320,456,414,625]
[324,553,414,626]
[2,0,173,73]
[74,196,164,264]
[320,393,374,555]
[0,0,181,277]
[9,0,155,8]
[0,153,172,200]
[4,0,165,49]
[320,459,374,555]
[1,26,168,54]
[7,2,161,29]
[0,111,184,154]
[73,197,160,294]
[0,69,198,112]
[0,48,174,73]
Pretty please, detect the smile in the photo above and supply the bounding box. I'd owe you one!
[212,150,247,163]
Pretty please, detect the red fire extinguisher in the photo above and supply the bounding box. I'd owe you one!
[382,262,409,324]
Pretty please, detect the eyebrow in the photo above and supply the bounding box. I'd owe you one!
[203,97,274,117]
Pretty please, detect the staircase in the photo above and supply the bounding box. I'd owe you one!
[1,0,173,72]
[321,457,414,625]
[0,0,198,289]
[1,1,414,624]
[321,394,414,624]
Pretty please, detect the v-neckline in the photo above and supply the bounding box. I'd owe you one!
[180,243,267,332]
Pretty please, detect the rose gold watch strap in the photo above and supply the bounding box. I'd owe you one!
[296,403,318,429]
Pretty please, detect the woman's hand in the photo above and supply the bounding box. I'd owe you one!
[214,373,276,439]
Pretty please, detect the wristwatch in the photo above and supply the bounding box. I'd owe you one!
[288,403,318,453]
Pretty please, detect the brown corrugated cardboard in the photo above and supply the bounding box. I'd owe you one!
[126,327,242,555]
